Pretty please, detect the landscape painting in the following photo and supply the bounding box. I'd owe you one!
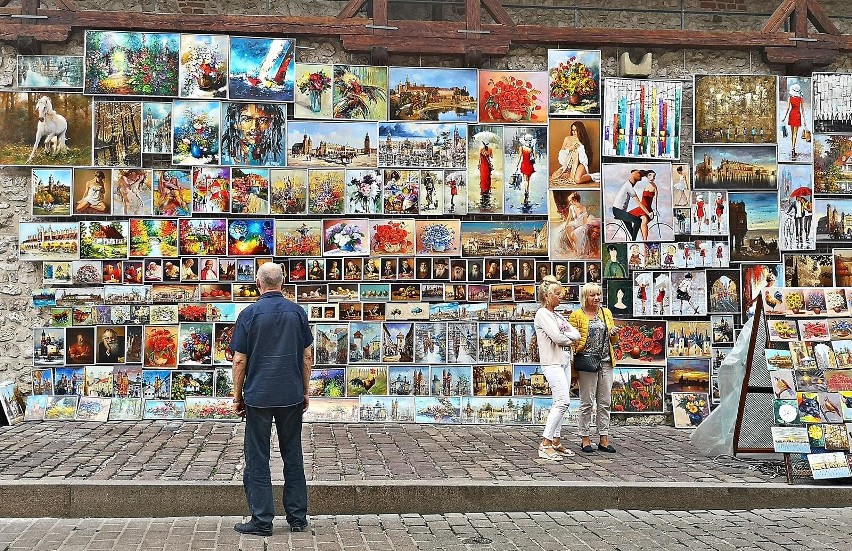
[84,31,179,97]
[388,67,478,122]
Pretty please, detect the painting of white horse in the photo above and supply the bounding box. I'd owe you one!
[0,92,91,166]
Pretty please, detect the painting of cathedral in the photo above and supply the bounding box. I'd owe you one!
[477,323,510,363]
[429,366,471,397]
[461,397,533,425]
[358,396,415,422]
[387,365,430,396]
[382,322,414,363]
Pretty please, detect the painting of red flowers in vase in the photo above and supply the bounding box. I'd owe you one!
[478,71,547,125]
[612,320,667,366]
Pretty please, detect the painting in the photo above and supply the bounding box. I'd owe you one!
[415,396,461,423]
[214,368,234,397]
[185,397,240,420]
[382,323,414,363]
[503,125,547,214]
[230,168,270,214]
[178,323,213,365]
[693,145,777,190]
[286,120,378,168]
[690,190,728,237]
[308,169,345,214]
[706,269,740,313]
[295,63,333,119]
[358,395,415,421]
[345,169,382,214]
[478,70,547,125]
[667,321,711,358]
[382,169,419,215]
[179,34,228,99]
[171,370,214,399]
[142,101,172,154]
[270,168,307,214]
[814,134,852,193]
[24,395,49,421]
[777,76,813,163]
[601,78,682,160]
[549,189,602,260]
[467,125,504,214]
[460,221,548,257]
[313,324,349,365]
[76,396,111,422]
[728,192,780,262]
[415,220,461,256]
[172,100,220,165]
[84,31,179,96]
[414,322,447,364]
[667,358,711,393]
[93,100,142,167]
[220,102,287,166]
[0,92,92,166]
[778,163,815,251]
[333,64,388,120]
[601,162,674,242]
[79,221,129,260]
[112,169,152,217]
[548,119,601,189]
[275,220,322,257]
[443,169,467,215]
[378,122,467,169]
[610,367,664,413]
[31,168,72,216]
[462,397,532,424]
[323,219,369,256]
[153,169,192,216]
[386,67,477,122]
[190,167,229,213]
[44,396,78,420]
[813,73,852,134]
[420,170,444,215]
[783,254,832,287]
[229,36,295,102]
[143,400,185,420]
[346,365,388,397]
[129,219,178,257]
[611,319,666,366]
[370,219,415,256]
[302,398,358,422]
[694,75,777,144]
[17,55,83,89]
[672,392,711,428]
[547,50,600,116]
[226,219,274,256]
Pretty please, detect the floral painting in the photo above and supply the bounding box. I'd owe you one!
[275,220,322,257]
[143,399,185,420]
[323,219,369,256]
[229,37,295,102]
[308,170,345,214]
[547,50,600,116]
[171,100,220,165]
[185,397,240,420]
[84,31,179,96]
[370,219,415,256]
[333,64,388,120]
[270,169,307,214]
[143,325,178,368]
[611,367,664,413]
[478,70,547,124]
[179,34,228,99]
[227,218,274,256]
[415,220,461,256]
[295,63,333,118]
[612,320,667,366]
[345,169,383,214]
[178,323,213,365]
[672,392,711,428]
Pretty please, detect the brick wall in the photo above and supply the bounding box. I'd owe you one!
[699,0,747,11]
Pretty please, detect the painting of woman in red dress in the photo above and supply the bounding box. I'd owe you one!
[478,142,493,195]
[783,82,806,158]
[628,169,658,241]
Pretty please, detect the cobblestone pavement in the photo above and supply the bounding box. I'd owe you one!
[1,509,851,550]
[0,422,780,483]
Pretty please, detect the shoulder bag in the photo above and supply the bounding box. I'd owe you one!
[574,313,607,373]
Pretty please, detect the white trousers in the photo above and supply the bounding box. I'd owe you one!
[541,362,571,440]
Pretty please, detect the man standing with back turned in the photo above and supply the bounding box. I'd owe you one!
[231,262,313,536]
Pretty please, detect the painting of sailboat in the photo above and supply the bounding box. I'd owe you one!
[229,36,295,102]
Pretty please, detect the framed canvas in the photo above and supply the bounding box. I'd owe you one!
[547,50,600,116]
[229,36,295,102]
[671,392,711,428]
[294,63,333,119]
[693,75,777,144]
[778,163,815,251]
[602,78,682,160]
[230,168,270,214]
[112,169,152,217]
[178,34,228,99]
[84,31,178,96]
[143,399,185,420]
[503,125,548,214]
[478,70,547,124]
[549,189,602,260]
[388,66,478,121]
[666,358,711,393]
[270,168,307,214]
[171,100,220,165]
[31,168,72,216]
[17,55,83,89]
[610,367,664,413]
[601,162,674,243]
[286,120,378,168]
[142,101,173,154]
[467,125,504,214]
[378,122,467,169]
[79,221,129,260]
[345,169,383,214]
[333,64,388,120]
[778,76,813,163]
[93,100,142,167]
[359,396,415,422]
[220,102,287,166]
[415,396,461,424]
[44,396,79,420]
[813,73,852,134]
[346,365,388,397]
[548,119,601,189]
[185,397,240,420]
[814,134,852,193]
[75,396,111,422]
[728,192,780,262]
[693,145,777,190]
[227,219,274,256]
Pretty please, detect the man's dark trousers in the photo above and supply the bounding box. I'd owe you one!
[243,404,307,530]
[612,207,642,241]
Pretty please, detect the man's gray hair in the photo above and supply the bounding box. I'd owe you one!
[256,262,284,290]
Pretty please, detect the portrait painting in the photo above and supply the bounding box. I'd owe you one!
[333,64,388,120]
[31,168,72,216]
[388,66,477,122]
[294,63,333,119]
[142,101,172,155]
[601,162,674,243]
[728,192,780,262]
[778,76,813,163]
[503,125,547,214]
[813,73,852,134]
[84,31,179,97]
[230,168,270,215]
[220,101,287,166]
[694,74,777,144]
[549,189,602,261]
[467,125,504,214]
[171,100,220,165]
[229,36,295,102]
[548,50,600,116]
[153,169,192,216]
[286,120,378,168]
[179,34,228,99]
[601,78,682,160]
[548,119,601,189]
[378,122,467,169]
[71,168,111,215]
[478,70,547,125]
[270,168,307,214]
[17,55,83,89]
[0,92,92,166]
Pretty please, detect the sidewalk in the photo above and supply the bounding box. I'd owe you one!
[0,422,846,518]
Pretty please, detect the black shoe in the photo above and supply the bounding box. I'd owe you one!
[580,444,596,453]
[234,521,272,537]
[289,522,310,533]
[597,443,616,453]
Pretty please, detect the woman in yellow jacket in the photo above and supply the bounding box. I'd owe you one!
[569,282,619,454]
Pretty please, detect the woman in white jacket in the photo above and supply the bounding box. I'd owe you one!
[533,275,581,460]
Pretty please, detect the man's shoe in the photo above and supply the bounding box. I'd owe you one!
[234,521,272,537]
[289,522,310,533]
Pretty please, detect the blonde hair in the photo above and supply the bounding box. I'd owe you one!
[538,275,563,306]
[580,282,603,306]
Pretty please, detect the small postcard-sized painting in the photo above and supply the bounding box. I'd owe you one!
[503,125,548,215]
[388,66,478,122]
[814,134,852,193]
[179,34,228,99]
[813,73,852,134]
[346,365,388,397]
[765,348,793,372]
[672,392,711,428]
[462,396,533,424]
[611,367,664,413]
[774,398,800,425]
[386,366,430,396]
[143,399,185,420]
[467,125,504,214]
[32,368,53,395]
[431,366,472,397]
[309,368,346,398]
[840,390,852,421]
[220,102,287,166]
[819,391,845,424]
[172,100,220,166]
[287,120,378,168]
[93,100,142,167]
[415,396,461,424]
[798,392,823,423]
[672,164,691,208]
[18,55,83,89]
[602,78,682,160]
[548,119,600,189]
[32,168,72,216]
[690,190,728,236]
[345,169,382,214]
[478,70,547,125]
[0,92,92,166]
[227,219,274,256]
[25,395,49,421]
[667,358,710,393]
[443,169,467,215]
[359,396,416,422]
[513,364,549,396]
[667,321,712,358]
[824,289,850,316]
[728,192,780,262]
[142,101,172,155]
[379,122,467,169]
[601,162,674,243]
[185,397,240,420]
[302,398,359,422]
[771,426,811,453]
[693,74,777,144]
[333,64,388,120]
[778,76,813,163]
[823,423,849,451]
[229,36,295,102]
[0,382,23,425]
[295,63,333,119]
[75,396,111,422]
[808,451,852,480]
[44,396,79,421]
[112,169,152,217]
[84,31,179,96]
[548,50,600,116]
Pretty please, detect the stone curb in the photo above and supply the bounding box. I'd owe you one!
[1,480,851,517]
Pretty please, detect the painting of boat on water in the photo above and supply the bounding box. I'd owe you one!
[228,36,295,102]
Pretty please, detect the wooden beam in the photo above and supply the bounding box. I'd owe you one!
[372,0,387,27]
[0,1,13,8]
[467,0,481,32]
[807,0,840,35]
[0,22,69,42]
[794,0,808,38]
[765,45,839,64]
[21,0,38,15]
[337,0,368,19]
[342,34,510,55]
[760,0,796,34]
[54,0,75,9]
[481,0,515,27]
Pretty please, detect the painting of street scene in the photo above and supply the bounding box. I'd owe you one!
[287,121,378,168]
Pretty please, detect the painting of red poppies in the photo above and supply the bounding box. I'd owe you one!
[612,319,667,366]
[478,70,547,124]
[611,367,664,413]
